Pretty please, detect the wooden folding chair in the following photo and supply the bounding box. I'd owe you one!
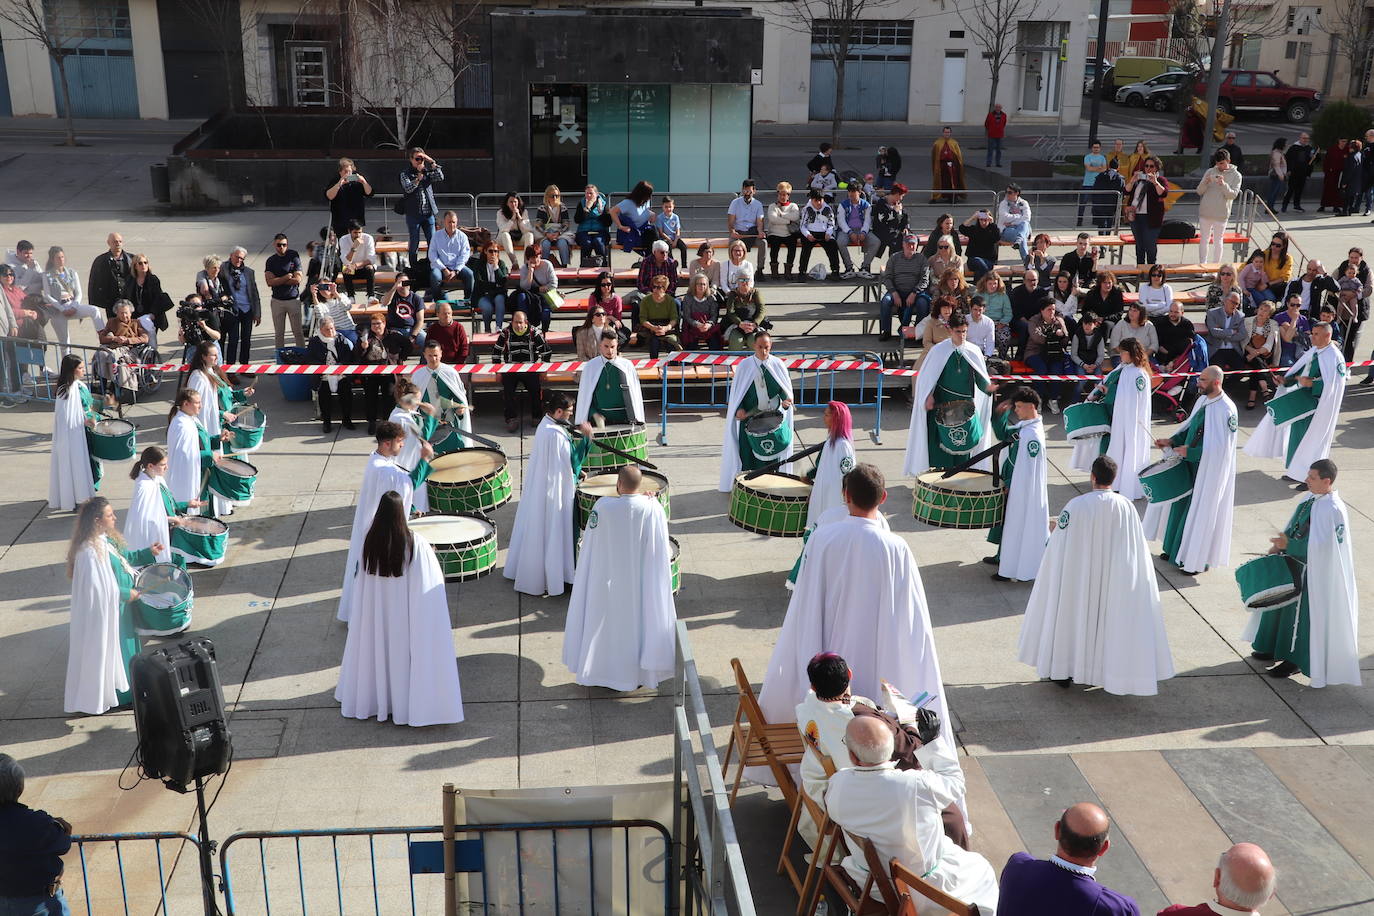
[719,658,804,807]
[890,858,981,916]
[778,733,842,915]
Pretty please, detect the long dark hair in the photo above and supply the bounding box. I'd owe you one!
[589,270,615,305]
[56,354,83,398]
[131,445,168,480]
[626,180,653,207]
[167,387,199,425]
[499,192,523,219]
[361,491,413,577]
[189,341,227,388]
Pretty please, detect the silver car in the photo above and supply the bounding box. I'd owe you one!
[1115,70,1191,107]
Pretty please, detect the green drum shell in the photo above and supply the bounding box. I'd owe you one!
[411,514,498,582]
[86,419,137,461]
[208,458,258,505]
[743,411,793,464]
[1265,386,1319,427]
[1235,554,1305,610]
[226,408,266,453]
[170,517,229,566]
[1063,401,1112,440]
[669,536,681,594]
[430,424,467,457]
[581,424,649,471]
[728,473,811,538]
[932,400,980,456]
[912,471,1006,530]
[133,562,194,636]
[576,470,672,533]
[1138,457,1194,506]
[427,449,513,514]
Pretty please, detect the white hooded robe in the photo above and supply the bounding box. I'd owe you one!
[575,355,646,425]
[126,471,175,564]
[49,381,96,511]
[1244,344,1346,481]
[338,451,415,623]
[1142,392,1237,574]
[388,406,431,513]
[998,415,1049,582]
[64,540,127,715]
[413,363,473,439]
[718,354,795,492]
[902,339,992,478]
[806,435,857,529]
[1071,363,1152,499]
[505,417,579,596]
[186,369,224,437]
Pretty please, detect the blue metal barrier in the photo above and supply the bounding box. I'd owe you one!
[658,350,885,447]
[68,831,204,916]
[0,336,164,407]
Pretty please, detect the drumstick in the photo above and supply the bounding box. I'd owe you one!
[198,466,213,504]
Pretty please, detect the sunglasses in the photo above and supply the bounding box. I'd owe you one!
[592,310,606,317]
[275,242,289,248]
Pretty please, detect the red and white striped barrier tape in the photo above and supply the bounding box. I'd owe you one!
[129,353,884,376]
[880,360,1374,381]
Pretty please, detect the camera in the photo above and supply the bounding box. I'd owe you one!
[177,299,226,347]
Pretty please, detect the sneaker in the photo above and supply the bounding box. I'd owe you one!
[842,270,857,280]
[1049,398,1061,414]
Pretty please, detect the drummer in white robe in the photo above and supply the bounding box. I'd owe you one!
[1072,338,1153,500]
[387,378,438,513]
[984,387,1049,583]
[1244,321,1347,487]
[338,422,415,622]
[504,391,593,597]
[805,401,856,528]
[125,446,201,565]
[49,354,99,511]
[902,315,993,477]
[335,489,464,726]
[1142,366,1236,575]
[718,331,795,492]
[562,465,677,691]
[165,388,229,516]
[1019,455,1174,696]
[413,338,472,441]
[576,331,645,427]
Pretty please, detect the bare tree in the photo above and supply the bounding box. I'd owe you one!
[954,0,1054,115]
[0,0,80,145]
[1320,0,1374,97]
[780,0,903,147]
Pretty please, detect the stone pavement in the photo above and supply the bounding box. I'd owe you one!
[1,126,1373,914]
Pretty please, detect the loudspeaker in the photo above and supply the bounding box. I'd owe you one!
[130,637,232,792]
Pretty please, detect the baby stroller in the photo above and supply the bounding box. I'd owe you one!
[1152,333,1206,422]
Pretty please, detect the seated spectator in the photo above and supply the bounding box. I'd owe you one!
[310,280,358,344]
[382,272,426,359]
[824,716,999,914]
[5,239,44,295]
[1050,270,1080,329]
[1109,303,1162,362]
[926,236,966,283]
[492,310,550,432]
[496,191,533,270]
[723,274,766,350]
[1205,263,1249,316]
[636,275,681,358]
[654,196,689,264]
[512,245,557,332]
[1237,249,1275,306]
[0,262,44,340]
[764,182,801,282]
[42,245,104,350]
[427,210,474,304]
[1027,232,1057,278]
[573,185,610,268]
[0,753,74,916]
[1243,300,1279,406]
[932,267,970,312]
[588,271,629,343]
[998,803,1140,916]
[878,234,930,341]
[628,241,680,320]
[680,273,723,350]
[1315,302,1344,347]
[997,184,1033,266]
[1059,233,1099,288]
[1274,294,1310,366]
[1080,270,1125,326]
[727,179,767,267]
[1137,265,1174,318]
[1070,312,1111,400]
[340,220,377,299]
[861,184,910,274]
[1009,268,1042,354]
[306,316,355,432]
[97,299,149,404]
[470,242,509,333]
[974,270,1013,356]
[1282,259,1338,315]
[836,184,872,279]
[1024,299,1074,410]
[1159,843,1276,915]
[961,207,1001,277]
[355,313,400,435]
[575,307,614,360]
[690,242,725,295]
[920,213,962,258]
[1262,232,1293,300]
[1153,300,1196,365]
[425,301,469,365]
[723,239,755,293]
[534,184,573,267]
[797,189,841,280]
[809,160,839,201]
[126,253,173,343]
[612,180,656,256]
[920,296,959,353]
[1206,290,1247,371]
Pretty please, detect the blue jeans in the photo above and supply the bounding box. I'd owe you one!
[0,889,70,915]
[428,264,473,303]
[1264,177,1286,212]
[1000,224,1030,265]
[1026,354,1075,401]
[1130,216,1160,265]
[967,257,995,280]
[576,230,607,260]
[337,329,358,346]
[511,290,551,331]
[406,212,436,267]
[477,293,507,332]
[540,237,572,266]
[878,291,931,336]
[223,308,254,364]
[986,137,1003,167]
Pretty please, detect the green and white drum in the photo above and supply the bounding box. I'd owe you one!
[86,418,137,461]
[577,469,671,533]
[728,472,811,537]
[742,411,792,463]
[582,423,649,471]
[1235,553,1305,610]
[913,470,1005,529]
[1063,401,1111,440]
[208,457,258,506]
[409,513,497,582]
[429,423,467,457]
[669,536,681,594]
[1265,385,1319,427]
[933,399,980,455]
[225,407,267,453]
[170,515,229,567]
[428,448,512,513]
[1138,456,1193,506]
[133,562,194,636]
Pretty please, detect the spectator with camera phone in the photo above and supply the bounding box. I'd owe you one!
[325,157,373,238]
[1024,299,1074,412]
[382,272,426,359]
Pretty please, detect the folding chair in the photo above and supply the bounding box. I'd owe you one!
[778,733,839,915]
[720,658,804,807]
[890,858,981,916]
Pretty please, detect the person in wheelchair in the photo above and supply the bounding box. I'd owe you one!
[96,299,149,413]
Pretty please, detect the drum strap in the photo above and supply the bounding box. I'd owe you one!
[105,537,138,580]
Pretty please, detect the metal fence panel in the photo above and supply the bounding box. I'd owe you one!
[67,832,205,916]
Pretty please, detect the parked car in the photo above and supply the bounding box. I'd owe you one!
[1084,63,1115,99]
[1112,56,1185,86]
[1145,83,1188,112]
[1190,70,1321,122]
[1116,70,1193,107]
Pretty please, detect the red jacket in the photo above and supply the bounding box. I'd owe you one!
[425,319,469,364]
[984,110,1007,139]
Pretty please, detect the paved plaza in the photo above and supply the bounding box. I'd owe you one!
[1,125,1373,914]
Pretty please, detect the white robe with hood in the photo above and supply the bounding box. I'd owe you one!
[718,354,795,492]
[413,363,473,438]
[1244,343,1346,481]
[186,369,224,437]
[1072,363,1152,499]
[49,381,95,511]
[902,339,992,477]
[505,416,579,596]
[1142,392,1237,574]
[64,540,128,715]
[126,471,175,564]
[806,435,856,529]
[338,451,415,623]
[998,415,1049,582]
[166,413,206,505]
[575,355,646,425]
[388,406,431,513]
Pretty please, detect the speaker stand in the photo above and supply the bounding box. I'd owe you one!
[194,776,220,916]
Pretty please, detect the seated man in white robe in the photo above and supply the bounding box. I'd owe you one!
[338,421,414,623]
[824,717,999,915]
[562,465,677,691]
[576,330,645,427]
[1018,455,1174,696]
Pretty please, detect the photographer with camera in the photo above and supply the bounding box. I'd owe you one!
[175,294,224,364]
[1024,298,1074,413]
[0,752,74,916]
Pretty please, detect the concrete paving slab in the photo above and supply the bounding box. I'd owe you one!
[1254,746,1374,881]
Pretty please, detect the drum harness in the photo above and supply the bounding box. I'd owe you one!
[552,418,659,470]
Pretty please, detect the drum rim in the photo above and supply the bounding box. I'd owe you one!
[733,471,812,501]
[1140,456,1185,475]
[215,458,258,476]
[228,408,266,430]
[178,516,230,535]
[134,563,193,592]
[914,469,1006,496]
[590,422,647,436]
[92,418,136,435]
[934,399,977,426]
[409,513,497,548]
[743,410,786,435]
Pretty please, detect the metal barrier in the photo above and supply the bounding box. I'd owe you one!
[1012,188,1123,237]
[657,350,885,447]
[369,193,479,228]
[673,620,756,916]
[219,820,672,916]
[1236,189,1307,268]
[67,831,206,916]
[0,336,164,407]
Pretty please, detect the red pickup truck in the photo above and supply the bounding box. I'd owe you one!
[1191,70,1321,122]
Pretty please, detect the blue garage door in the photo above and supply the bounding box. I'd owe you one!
[809,20,911,121]
[52,48,139,119]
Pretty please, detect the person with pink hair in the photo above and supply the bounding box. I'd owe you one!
[806,401,856,527]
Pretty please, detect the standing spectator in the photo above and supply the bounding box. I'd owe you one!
[382,272,426,358]
[1078,141,1107,226]
[930,126,966,203]
[354,313,398,435]
[310,280,358,344]
[861,184,909,274]
[340,220,377,300]
[306,316,355,432]
[425,301,469,365]
[1360,129,1374,214]
[680,273,723,350]
[797,189,841,279]
[836,184,871,278]
[1275,294,1312,365]
[996,184,1033,266]
[1319,138,1348,213]
[1059,233,1099,288]
[637,274,681,358]
[195,255,230,309]
[1281,132,1315,212]
[470,242,509,333]
[87,232,134,316]
[399,147,444,268]
[125,254,172,344]
[304,240,323,293]
[573,185,610,267]
[875,145,901,190]
[0,753,74,916]
[962,207,1001,277]
[1264,138,1288,212]
[1125,158,1167,265]
[264,233,305,351]
[1206,290,1248,371]
[983,103,1008,167]
[727,179,767,268]
[221,247,261,363]
[764,182,801,282]
[42,246,103,352]
[654,197,689,264]
[492,310,550,431]
[1123,140,1154,180]
[6,240,44,296]
[611,180,656,256]
[1220,131,1245,173]
[1262,232,1294,300]
[325,157,373,237]
[1196,149,1242,263]
[1333,246,1370,361]
[1153,299,1196,365]
[427,210,474,303]
[1137,265,1175,318]
[496,192,532,270]
[722,274,766,350]
[1243,300,1280,406]
[877,234,930,340]
[1090,162,1127,232]
[806,141,832,181]
[998,803,1141,916]
[512,245,557,332]
[534,185,573,267]
[1340,140,1364,217]
[1159,843,1276,916]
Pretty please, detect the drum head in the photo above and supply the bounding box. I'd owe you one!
[916,470,999,493]
[579,470,666,498]
[180,516,229,535]
[740,472,812,497]
[592,423,645,436]
[135,562,193,598]
[218,458,257,478]
[94,418,134,436]
[1140,457,1181,476]
[232,407,266,430]
[744,411,785,436]
[935,400,976,427]
[429,448,506,482]
[410,513,494,545]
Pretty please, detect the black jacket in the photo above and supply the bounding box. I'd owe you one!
[87,251,135,314]
[1284,142,1315,178]
[128,273,174,331]
[1282,274,1339,312]
[869,200,910,247]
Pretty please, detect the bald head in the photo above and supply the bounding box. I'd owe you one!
[1217,843,1276,910]
[1199,364,1224,396]
[844,715,894,766]
[1056,803,1111,862]
[616,464,643,495]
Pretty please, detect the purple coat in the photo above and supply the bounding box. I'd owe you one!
[998,853,1140,916]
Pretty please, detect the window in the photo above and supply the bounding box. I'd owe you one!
[1285,41,1297,59]
[44,0,131,41]
[812,20,914,53]
[1254,73,1279,87]
[1231,72,1253,87]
